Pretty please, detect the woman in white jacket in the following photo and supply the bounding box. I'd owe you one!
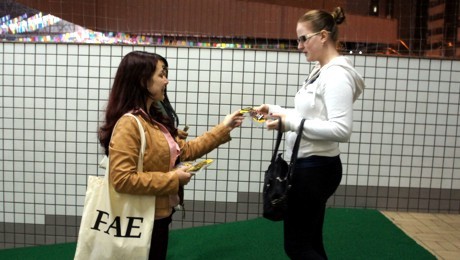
[255,7,365,260]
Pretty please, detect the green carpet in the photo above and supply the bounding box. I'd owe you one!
[0,208,435,259]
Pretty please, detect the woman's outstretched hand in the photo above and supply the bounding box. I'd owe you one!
[265,113,285,132]
[252,104,286,132]
[223,110,245,130]
[252,104,269,116]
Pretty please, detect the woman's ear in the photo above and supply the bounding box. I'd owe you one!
[320,30,329,44]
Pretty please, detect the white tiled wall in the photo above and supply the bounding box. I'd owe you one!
[1,42,459,224]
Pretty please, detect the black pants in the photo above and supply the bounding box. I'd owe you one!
[283,156,342,260]
[148,215,172,260]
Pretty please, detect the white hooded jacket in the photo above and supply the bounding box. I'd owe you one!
[269,56,366,160]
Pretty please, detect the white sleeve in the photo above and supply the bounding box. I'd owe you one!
[268,104,287,114]
[269,104,301,131]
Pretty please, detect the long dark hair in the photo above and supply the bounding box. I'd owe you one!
[98,51,179,155]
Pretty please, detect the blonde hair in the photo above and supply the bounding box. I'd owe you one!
[298,7,345,43]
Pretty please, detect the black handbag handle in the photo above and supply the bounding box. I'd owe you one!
[270,118,306,164]
[270,118,285,163]
[289,118,306,165]
[287,119,306,181]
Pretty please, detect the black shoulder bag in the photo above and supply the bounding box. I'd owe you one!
[263,118,306,221]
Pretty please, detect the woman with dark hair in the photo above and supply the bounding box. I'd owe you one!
[255,7,365,259]
[98,51,244,259]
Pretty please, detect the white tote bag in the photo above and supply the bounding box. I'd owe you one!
[75,114,156,260]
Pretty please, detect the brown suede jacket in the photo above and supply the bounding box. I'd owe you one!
[108,114,232,219]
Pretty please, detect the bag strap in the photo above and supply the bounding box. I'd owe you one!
[270,119,284,163]
[99,113,146,171]
[287,118,306,181]
[289,118,306,165]
[125,113,146,171]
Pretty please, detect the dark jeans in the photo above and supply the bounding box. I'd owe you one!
[148,215,172,260]
[284,155,342,260]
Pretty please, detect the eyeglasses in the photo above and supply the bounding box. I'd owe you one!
[297,31,322,44]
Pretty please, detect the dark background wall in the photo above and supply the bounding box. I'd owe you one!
[15,0,398,44]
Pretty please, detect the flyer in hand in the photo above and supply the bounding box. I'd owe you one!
[240,107,266,123]
[181,159,214,174]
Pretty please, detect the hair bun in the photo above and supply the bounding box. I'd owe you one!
[331,7,346,25]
